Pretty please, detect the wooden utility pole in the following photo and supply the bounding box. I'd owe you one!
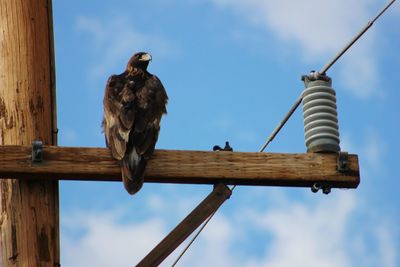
[0,1,362,267]
[0,0,59,266]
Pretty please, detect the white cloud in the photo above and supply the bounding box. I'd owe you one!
[167,215,237,267]
[243,193,355,267]
[75,15,179,81]
[61,211,166,267]
[363,130,385,170]
[212,0,381,98]
[60,203,238,267]
[375,222,398,267]
[341,129,385,173]
[241,191,399,267]
[337,39,379,99]
[147,194,167,212]
[61,189,398,267]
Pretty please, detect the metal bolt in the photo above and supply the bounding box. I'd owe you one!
[322,186,331,195]
[311,183,320,193]
[32,140,43,163]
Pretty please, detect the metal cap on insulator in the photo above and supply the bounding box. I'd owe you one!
[301,72,341,153]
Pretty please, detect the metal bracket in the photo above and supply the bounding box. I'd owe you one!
[311,151,349,193]
[32,140,43,163]
[213,141,233,152]
[301,70,332,83]
[311,183,331,195]
[337,151,349,172]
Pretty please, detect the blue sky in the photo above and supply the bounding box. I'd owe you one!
[53,1,399,266]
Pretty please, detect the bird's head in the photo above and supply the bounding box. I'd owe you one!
[126,52,152,73]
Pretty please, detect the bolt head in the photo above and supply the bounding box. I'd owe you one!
[322,187,331,194]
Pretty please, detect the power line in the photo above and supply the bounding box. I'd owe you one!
[171,137,270,267]
[170,1,397,265]
[319,0,396,74]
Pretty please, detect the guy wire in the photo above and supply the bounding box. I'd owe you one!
[171,1,397,265]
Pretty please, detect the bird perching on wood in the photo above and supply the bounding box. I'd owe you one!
[102,52,168,195]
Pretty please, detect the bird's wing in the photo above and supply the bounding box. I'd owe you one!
[131,75,168,158]
[103,73,136,160]
[120,74,168,194]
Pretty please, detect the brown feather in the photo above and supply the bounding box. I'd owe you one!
[102,52,168,195]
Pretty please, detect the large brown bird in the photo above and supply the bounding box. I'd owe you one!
[102,52,168,195]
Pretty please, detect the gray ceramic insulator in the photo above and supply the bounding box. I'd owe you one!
[302,76,340,153]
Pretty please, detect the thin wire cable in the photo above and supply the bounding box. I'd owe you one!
[171,209,218,267]
[260,0,397,154]
[171,3,397,264]
[171,135,275,267]
[319,0,396,74]
[259,93,303,153]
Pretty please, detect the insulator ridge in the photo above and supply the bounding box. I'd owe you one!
[301,74,340,153]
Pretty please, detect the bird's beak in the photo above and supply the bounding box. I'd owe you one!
[139,53,152,62]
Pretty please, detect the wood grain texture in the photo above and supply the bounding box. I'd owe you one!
[0,0,59,266]
[0,146,360,188]
[137,183,232,267]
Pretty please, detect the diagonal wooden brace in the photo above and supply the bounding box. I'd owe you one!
[136,183,232,267]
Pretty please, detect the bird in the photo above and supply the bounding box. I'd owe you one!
[102,52,168,195]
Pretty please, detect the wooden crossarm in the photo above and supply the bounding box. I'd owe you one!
[0,145,359,188]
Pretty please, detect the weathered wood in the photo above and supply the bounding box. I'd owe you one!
[0,0,59,266]
[137,183,232,267]
[0,146,360,188]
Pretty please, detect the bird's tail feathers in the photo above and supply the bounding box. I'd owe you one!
[121,150,147,195]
